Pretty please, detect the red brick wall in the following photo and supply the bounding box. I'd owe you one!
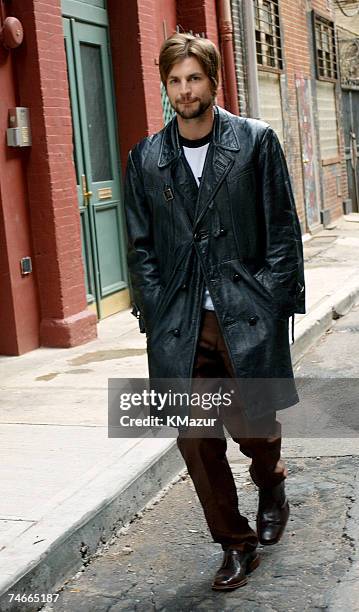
[312,0,348,221]
[10,0,97,349]
[109,0,166,163]
[279,0,310,229]
[156,0,178,42]
[136,0,164,135]
[177,0,225,107]
[108,0,148,170]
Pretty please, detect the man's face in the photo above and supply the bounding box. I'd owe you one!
[166,56,214,120]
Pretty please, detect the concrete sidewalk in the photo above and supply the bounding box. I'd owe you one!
[0,214,359,610]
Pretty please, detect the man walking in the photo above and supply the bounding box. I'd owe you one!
[124,33,305,591]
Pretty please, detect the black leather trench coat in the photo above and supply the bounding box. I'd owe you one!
[124,106,305,418]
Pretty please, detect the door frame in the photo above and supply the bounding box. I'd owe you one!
[62,0,108,26]
[63,5,129,319]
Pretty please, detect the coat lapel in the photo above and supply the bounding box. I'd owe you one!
[193,145,235,231]
[157,105,241,232]
[193,106,241,231]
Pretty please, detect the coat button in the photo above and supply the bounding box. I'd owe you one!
[173,328,181,337]
[232,273,240,282]
[180,283,187,290]
[214,227,227,238]
[248,316,258,326]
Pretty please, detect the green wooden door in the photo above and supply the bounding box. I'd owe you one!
[63,16,128,318]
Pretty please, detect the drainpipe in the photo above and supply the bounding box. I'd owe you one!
[242,0,260,118]
[217,0,239,115]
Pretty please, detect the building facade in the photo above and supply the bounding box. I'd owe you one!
[232,0,350,233]
[334,1,359,212]
[0,0,224,355]
[0,0,352,356]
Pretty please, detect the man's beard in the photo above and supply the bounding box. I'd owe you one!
[172,95,213,119]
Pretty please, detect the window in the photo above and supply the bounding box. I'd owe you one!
[338,37,359,89]
[254,0,283,70]
[313,13,338,81]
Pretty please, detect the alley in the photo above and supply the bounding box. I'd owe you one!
[42,303,359,612]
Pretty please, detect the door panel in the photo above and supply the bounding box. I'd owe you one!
[96,205,124,294]
[342,90,359,212]
[296,75,321,231]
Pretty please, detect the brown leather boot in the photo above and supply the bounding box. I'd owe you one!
[257,481,290,545]
[211,548,260,591]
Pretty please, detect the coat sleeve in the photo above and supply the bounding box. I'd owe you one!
[257,127,305,317]
[124,148,163,333]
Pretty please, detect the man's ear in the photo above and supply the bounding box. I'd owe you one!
[211,80,218,98]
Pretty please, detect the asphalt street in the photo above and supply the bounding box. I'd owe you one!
[42,303,359,612]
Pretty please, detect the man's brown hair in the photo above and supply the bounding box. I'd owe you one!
[159,33,221,95]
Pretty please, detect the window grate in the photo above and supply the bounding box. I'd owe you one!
[313,12,338,81]
[254,0,283,70]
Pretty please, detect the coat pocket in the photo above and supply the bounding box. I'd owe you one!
[252,267,275,301]
[146,267,188,338]
[252,266,300,319]
[238,262,290,320]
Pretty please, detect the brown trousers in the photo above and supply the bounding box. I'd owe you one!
[177,310,287,551]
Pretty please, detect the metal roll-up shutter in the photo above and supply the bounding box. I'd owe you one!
[258,70,284,144]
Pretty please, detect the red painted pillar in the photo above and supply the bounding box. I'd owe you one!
[109,0,147,171]
[109,0,164,173]
[0,31,40,355]
[10,0,97,348]
[217,0,239,115]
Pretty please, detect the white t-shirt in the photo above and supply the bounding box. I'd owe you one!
[182,143,209,188]
[181,132,214,311]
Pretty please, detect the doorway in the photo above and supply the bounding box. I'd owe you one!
[63,13,129,319]
[342,90,359,212]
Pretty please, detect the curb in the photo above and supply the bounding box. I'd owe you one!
[1,277,359,611]
[292,277,359,365]
[0,441,183,612]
